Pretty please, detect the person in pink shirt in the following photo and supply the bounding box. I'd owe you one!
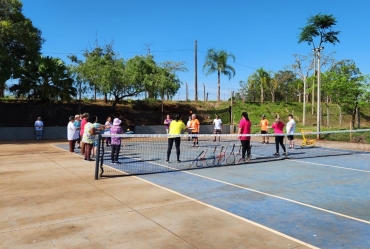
[270,115,287,156]
[238,112,252,163]
[79,113,89,155]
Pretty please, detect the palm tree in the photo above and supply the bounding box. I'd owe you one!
[203,49,236,101]
[10,55,76,102]
[248,68,269,103]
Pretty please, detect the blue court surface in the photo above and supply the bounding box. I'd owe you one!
[141,154,370,249]
[56,143,370,248]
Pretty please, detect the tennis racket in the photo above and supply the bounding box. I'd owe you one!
[214,146,226,166]
[226,144,236,165]
[206,146,217,166]
[196,148,208,167]
[188,151,205,169]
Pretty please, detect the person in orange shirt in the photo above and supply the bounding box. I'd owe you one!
[259,115,269,144]
[188,114,200,147]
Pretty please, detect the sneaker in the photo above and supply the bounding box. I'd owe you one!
[262,141,265,144]
[213,139,216,142]
[165,159,169,162]
[282,152,287,156]
[177,160,181,163]
[115,161,121,164]
[245,157,251,163]
[266,141,269,144]
[273,153,280,156]
[196,145,199,147]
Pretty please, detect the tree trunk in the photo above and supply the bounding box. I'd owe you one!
[0,83,5,98]
[217,70,221,102]
[337,104,342,127]
[351,103,358,130]
[325,102,329,128]
[311,80,315,115]
[260,85,264,103]
[357,106,360,129]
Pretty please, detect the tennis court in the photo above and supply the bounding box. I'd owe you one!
[2,136,370,248]
[53,133,370,249]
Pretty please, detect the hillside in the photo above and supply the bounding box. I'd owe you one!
[1,99,370,131]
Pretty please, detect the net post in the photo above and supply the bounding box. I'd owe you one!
[284,133,288,157]
[94,134,101,180]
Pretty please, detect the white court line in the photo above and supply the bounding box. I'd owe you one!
[181,170,370,225]
[289,158,370,174]
[137,176,319,249]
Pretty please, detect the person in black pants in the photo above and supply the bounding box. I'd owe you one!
[270,115,287,156]
[166,114,186,163]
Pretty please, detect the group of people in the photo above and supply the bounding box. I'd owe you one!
[67,113,124,163]
[164,112,296,164]
[258,114,296,155]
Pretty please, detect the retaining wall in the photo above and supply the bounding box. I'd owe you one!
[0,125,234,140]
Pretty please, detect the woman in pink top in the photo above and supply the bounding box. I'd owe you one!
[79,113,89,155]
[271,115,286,156]
[238,112,252,163]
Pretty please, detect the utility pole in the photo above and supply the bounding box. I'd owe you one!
[313,47,324,139]
[194,40,198,101]
[230,91,234,125]
[203,83,205,102]
[186,82,188,101]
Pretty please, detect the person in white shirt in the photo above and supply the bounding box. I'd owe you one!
[213,114,222,142]
[186,116,192,141]
[67,116,79,152]
[286,114,296,150]
[34,117,44,140]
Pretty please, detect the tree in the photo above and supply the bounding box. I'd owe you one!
[9,55,76,102]
[203,48,236,101]
[298,13,340,48]
[0,0,44,97]
[247,68,270,103]
[298,13,340,137]
[270,70,296,103]
[321,60,369,128]
[71,44,147,109]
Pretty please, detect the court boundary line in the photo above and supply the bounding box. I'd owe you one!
[137,176,319,249]
[182,169,370,226]
[289,158,370,174]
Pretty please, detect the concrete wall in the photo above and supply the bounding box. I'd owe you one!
[0,127,67,141]
[0,125,233,140]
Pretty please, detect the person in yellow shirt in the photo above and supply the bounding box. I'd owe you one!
[259,115,269,144]
[166,114,186,163]
[188,114,200,147]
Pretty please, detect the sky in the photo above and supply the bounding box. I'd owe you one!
[14,0,370,101]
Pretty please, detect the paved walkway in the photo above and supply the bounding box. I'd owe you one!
[3,140,367,248]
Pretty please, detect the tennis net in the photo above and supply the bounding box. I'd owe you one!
[94,129,370,178]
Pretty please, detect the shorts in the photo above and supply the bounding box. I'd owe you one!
[261,130,268,134]
[214,129,221,134]
[192,132,199,139]
[287,135,294,140]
